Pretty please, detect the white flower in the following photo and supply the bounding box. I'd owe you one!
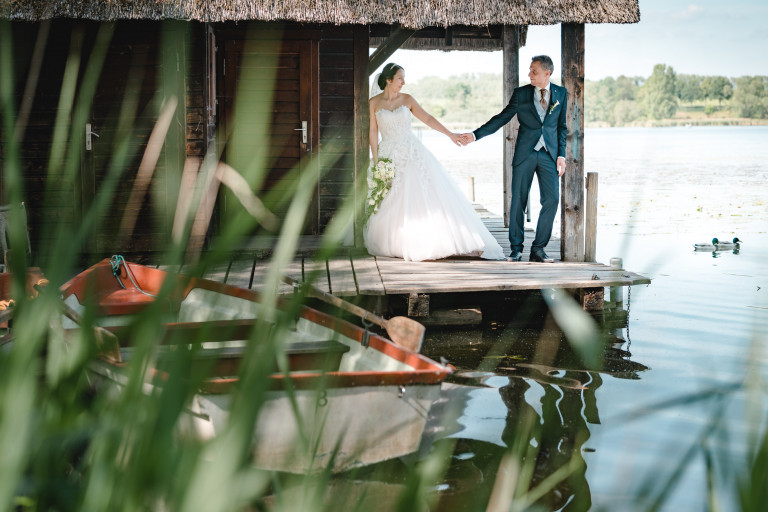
[365,157,396,219]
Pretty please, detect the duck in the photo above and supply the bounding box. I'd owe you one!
[693,237,742,251]
[715,237,742,249]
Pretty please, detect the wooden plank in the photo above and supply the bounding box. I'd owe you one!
[250,259,299,295]
[352,256,385,295]
[251,260,292,295]
[327,257,358,296]
[379,276,645,294]
[560,23,586,262]
[199,260,231,284]
[378,269,647,282]
[374,260,614,272]
[223,257,256,289]
[378,278,648,290]
[377,272,637,283]
[302,258,331,293]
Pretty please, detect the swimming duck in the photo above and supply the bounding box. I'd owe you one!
[715,237,742,249]
[693,237,742,251]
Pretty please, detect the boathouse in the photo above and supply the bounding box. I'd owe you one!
[1,0,640,263]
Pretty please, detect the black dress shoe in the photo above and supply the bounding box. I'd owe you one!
[506,250,523,262]
[529,249,554,263]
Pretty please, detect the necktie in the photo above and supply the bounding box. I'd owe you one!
[540,89,547,111]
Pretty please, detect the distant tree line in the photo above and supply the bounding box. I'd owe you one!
[405,72,503,126]
[586,64,768,125]
[406,65,768,128]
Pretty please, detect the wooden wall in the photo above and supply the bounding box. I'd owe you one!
[1,20,358,261]
[317,25,356,229]
[2,20,197,260]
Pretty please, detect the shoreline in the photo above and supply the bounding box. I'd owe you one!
[587,118,768,128]
[414,118,768,131]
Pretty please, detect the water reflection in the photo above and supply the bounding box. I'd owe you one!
[419,292,649,511]
[261,292,650,511]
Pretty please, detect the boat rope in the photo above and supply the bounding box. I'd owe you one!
[110,255,157,298]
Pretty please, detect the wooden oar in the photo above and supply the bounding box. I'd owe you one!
[0,307,14,347]
[281,276,425,353]
[61,302,123,364]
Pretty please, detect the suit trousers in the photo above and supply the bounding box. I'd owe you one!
[508,148,559,252]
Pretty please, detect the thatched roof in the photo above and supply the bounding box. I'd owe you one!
[2,0,639,28]
[370,25,525,52]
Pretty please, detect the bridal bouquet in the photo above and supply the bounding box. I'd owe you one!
[366,157,396,218]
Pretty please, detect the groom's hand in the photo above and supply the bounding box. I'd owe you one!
[458,133,474,146]
[556,157,566,176]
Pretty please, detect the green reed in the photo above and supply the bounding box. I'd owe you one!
[1,18,766,512]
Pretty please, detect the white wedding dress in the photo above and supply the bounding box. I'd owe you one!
[364,105,505,262]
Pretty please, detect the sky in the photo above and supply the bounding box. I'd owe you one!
[379,0,768,82]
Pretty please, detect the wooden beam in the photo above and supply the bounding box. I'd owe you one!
[560,23,585,262]
[353,25,370,246]
[585,172,598,262]
[502,25,522,229]
[204,23,217,147]
[368,26,417,75]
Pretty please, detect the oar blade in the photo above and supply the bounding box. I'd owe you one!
[386,316,425,353]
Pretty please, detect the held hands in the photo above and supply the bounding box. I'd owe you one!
[447,132,475,147]
[448,132,463,147]
[458,133,475,146]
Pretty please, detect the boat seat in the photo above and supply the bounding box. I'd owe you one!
[284,340,351,372]
[166,339,352,375]
[97,288,163,316]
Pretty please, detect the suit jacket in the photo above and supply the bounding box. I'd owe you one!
[473,83,567,166]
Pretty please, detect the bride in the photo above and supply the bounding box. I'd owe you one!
[364,63,505,262]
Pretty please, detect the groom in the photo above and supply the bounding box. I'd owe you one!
[460,55,567,263]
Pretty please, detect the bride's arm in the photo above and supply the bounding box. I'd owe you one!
[369,101,379,162]
[406,95,462,146]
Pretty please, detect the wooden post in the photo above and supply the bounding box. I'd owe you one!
[560,23,585,262]
[579,287,604,312]
[502,25,521,229]
[368,26,417,74]
[353,25,370,246]
[585,172,598,262]
[467,176,475,202]
[609,257,623,307]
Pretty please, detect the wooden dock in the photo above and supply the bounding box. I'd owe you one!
[196,206,650,300]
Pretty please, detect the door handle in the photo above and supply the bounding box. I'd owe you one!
[293,121,307,144]
[85,123,100,151]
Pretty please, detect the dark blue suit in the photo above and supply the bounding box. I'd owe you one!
[473,83,567,253]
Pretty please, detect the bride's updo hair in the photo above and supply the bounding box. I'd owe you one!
[377,63,403,90]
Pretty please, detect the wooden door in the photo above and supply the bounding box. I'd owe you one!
[221,38,318,235]
[81,26,178,255]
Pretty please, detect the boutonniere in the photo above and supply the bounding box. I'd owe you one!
[548,100,560,115]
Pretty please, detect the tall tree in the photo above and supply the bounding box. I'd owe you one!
[642,64,678,120]
[731,76,768,118]
[701,76,733,104]
[676,74,705,103]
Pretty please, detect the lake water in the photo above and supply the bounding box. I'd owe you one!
[399,126,768,510]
